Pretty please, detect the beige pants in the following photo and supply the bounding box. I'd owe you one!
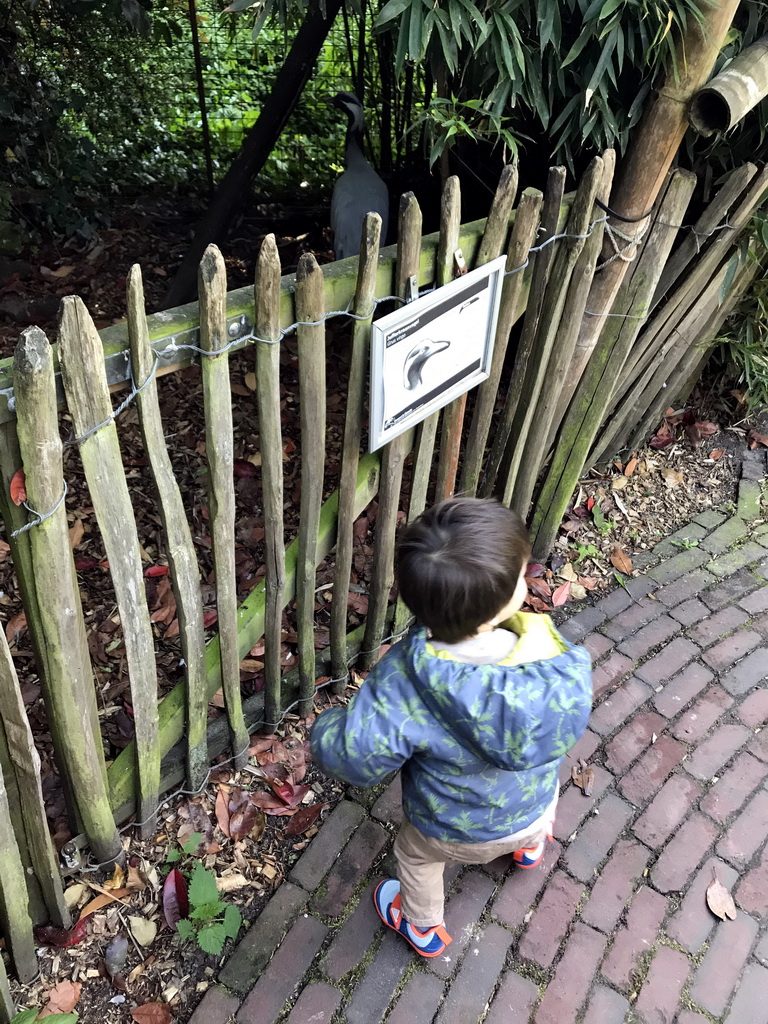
[394,797,556,928]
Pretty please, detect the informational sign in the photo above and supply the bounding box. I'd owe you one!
[369,254,506,452]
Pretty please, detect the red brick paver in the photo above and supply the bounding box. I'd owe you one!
[209,515,768,1024]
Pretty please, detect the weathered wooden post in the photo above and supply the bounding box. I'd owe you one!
[689,35,768,134]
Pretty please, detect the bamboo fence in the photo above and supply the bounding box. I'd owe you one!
[0,156,764,1005]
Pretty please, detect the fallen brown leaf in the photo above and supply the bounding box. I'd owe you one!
[661,467,684,489]
[39,979,81,1017]
[706,869,737,921]
[571,760,595,796]
[131,1002,173,1024]
[68,518,85,549]
[5,610,27,646]
[624,457,638,477]
[610,544,632,575]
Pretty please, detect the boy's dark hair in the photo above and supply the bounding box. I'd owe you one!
[396,497,531,643]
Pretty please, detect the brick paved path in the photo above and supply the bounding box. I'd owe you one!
[192,454,768,1024]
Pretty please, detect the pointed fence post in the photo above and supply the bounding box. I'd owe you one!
[480,166,567,498]
[330,213,382,690]
[434,175,465,501]
[13,326,121,864]
[199,245,250,768]
[366,192,422,663]
[58,296,162,836]
[127,265,208,791]
[530,170,697,559]
[254,236,286,730]
[295,253,327,717]
[462,187,542,496]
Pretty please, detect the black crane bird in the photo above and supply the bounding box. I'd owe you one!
[329,92,389,260]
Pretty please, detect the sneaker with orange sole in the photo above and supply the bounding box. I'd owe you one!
[373,879,452,958]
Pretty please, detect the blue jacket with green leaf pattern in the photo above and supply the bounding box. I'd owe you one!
[310,615,592,843]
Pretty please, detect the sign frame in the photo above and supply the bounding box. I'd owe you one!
[368,254,507,452]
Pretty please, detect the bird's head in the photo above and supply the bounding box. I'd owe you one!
[329,91,365,133]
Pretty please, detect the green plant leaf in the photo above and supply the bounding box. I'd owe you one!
[182,831,204,854]
[190,902,224,922]
[189,863,220,908]
[197,922,228,956]
[223,904,242,940]
[176,919,195,942]
[11,1012,39,1024]
[374,0,413,28]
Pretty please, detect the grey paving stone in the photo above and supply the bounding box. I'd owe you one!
[289,799,364,891]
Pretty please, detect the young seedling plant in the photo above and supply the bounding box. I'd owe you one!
[163,833,242,956]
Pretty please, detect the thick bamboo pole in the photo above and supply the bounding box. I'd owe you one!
[530,170,696,560]
[295,253,327,717]
[127,266,208,792]
[363,193,421,667]
[14,326,120,864]
[199,245,249,768]
[461,187,541,497]
[481,167,566,499]
[330,213,382,689]
[560,0,742,398]
[434,176,466,501]
[689,35,768,134]
[506,156,604,512]
[254,235,286,729]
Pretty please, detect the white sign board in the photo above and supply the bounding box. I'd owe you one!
[369,255,506,452]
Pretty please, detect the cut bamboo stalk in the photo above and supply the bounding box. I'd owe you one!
[127,266,208,791]
[506,156,604,512]
[541,152,616,455]
[254,235,286,728]
[330,213,382,690]
[0,625,69,927]
[199,245,249,768]
[0,951,14,1024]
[529,169,697,560]
[14,326,120,864]
[461,188,542,496]
[481,166,567,499]
[435,176,465,500]
[651,162,757,307]
[689,35,768,134]
[560,0,741,400]
[0,757,36,983]
[59,296,162,834]
[364,192,421,667]
[109,453,381,819]
[295,253,327,717]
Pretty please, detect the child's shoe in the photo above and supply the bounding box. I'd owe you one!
[512,840,546,869]
[373,879,452,958]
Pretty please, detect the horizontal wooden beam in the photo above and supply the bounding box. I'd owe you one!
[107,451,381,820]
[0,198,575,426]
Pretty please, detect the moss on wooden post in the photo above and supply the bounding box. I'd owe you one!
[199,245,250,769]
[254,235,286,729]
[330,214,382,689]
[108,453,381,819]
[295,253,327,718]
[0,757,36,982]
[0,626,69,928]
[14,326,121,864]
[127,265,209,792]
[529,170,697,560]
[0,951,14,1023]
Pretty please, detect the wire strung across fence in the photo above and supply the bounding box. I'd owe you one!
[3,211,735,538]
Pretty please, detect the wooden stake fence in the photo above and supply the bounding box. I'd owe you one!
[0,155,763,991]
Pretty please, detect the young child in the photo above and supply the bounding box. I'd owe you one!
[310,497,593,958]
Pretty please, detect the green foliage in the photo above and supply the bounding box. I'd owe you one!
[177,862,242,957]
[714,213,768,412]
[166,831,204,863]
[573,542,599,564]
